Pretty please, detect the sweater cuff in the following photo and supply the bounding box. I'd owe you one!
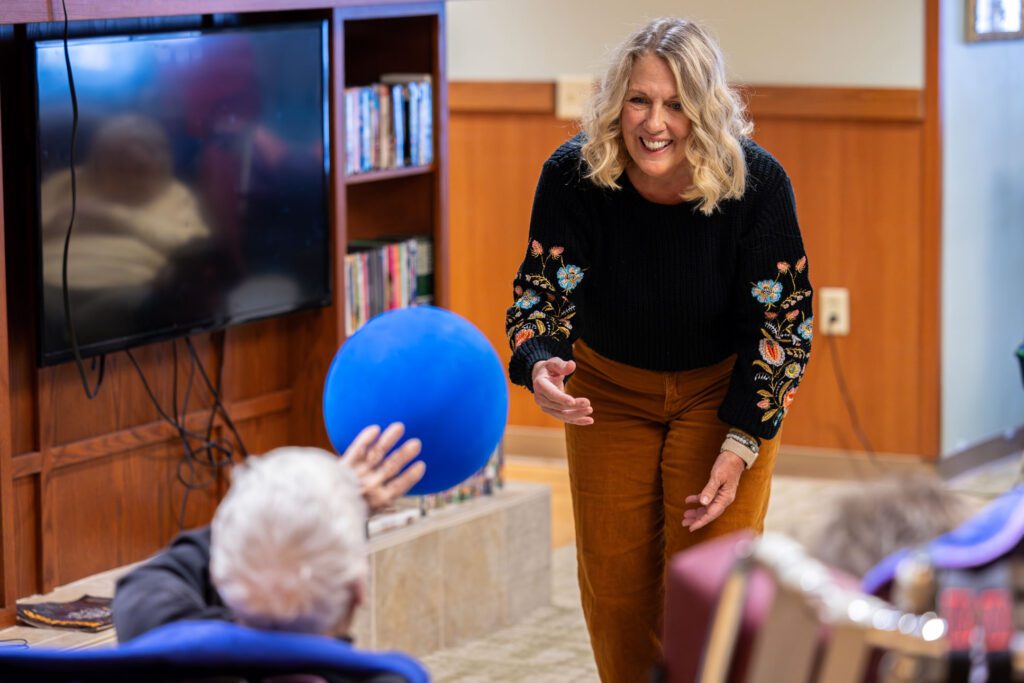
[717,402,782,441]
[508,337,569,392]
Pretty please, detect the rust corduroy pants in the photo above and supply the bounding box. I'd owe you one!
[564,341,781,683]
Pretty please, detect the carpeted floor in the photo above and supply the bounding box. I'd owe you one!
[422,454,1020,682]
[1,453,1016,682]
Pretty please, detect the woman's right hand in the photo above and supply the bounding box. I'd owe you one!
[531,358,594,425]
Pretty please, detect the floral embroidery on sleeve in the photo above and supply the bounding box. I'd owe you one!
[506,239,583,350]
[750,255,812,426]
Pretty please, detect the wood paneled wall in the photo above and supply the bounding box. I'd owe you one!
[0,1,452,624]
[0,55,342,605]
[3,316,330,601]
[448,82,939,458]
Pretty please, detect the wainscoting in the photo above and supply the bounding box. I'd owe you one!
[448,81,940,459]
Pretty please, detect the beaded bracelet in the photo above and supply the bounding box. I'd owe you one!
[726,428,760,455]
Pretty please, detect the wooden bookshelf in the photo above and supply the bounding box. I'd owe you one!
[345,163,436,185]
[0,1,448,626]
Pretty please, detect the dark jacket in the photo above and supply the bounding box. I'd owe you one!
[113,527,228,643]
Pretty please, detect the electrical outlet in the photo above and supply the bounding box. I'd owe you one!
[555,75,594,120]
[818,287,850,336]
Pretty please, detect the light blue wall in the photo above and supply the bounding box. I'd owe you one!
[941,0,1024,454]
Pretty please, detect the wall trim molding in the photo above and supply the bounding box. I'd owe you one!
[503,426,937,481]
[773,445,931,480]
[938,426,1024,481]
[450,81,924,122]
[450,81,554,114]
[11,390,293,479]
[740,85,924,122]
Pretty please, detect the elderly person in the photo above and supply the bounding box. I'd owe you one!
[112,423,424,644]
[504,18,813,681]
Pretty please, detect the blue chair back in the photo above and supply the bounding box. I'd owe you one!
[0,620,429,683]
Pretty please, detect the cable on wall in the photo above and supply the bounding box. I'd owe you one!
[59,0,106,398]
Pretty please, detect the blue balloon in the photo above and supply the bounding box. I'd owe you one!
[323,306,509,495]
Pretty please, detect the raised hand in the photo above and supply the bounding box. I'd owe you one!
[340,422,425,513]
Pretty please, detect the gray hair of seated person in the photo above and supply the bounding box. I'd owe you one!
[808,473,971,579]
[210,447,368,634]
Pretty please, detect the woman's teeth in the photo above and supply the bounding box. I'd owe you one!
[642,138,670,151]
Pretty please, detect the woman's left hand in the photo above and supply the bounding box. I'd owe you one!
[682,450,746,532]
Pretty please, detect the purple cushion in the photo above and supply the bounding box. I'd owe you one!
[863,485,1024,595]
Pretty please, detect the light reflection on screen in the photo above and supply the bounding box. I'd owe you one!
[36,23,329,365]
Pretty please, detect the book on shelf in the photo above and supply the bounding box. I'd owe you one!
[377,233,433,307]
[367,500,421,538]
[417,442,505,515]
[345,73,433,176]
[16,595,113,632]
[344,235,433,336]
[365,442,506,539]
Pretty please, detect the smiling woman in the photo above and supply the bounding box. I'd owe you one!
[619,54,694,203]
[502,16,814,682]
[580,19,751,213]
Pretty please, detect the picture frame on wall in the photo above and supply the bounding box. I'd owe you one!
[966,0,1024,41]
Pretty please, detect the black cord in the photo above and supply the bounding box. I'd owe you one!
[55,2,244,525]
[198,332,230,466]
[174,340,232,529]
[171,339,180,425]
[177,337,251,527]
[59,0,105,398]
[124,348,230,451]
[200,335,222,465]
[185,337,248,458]
[125,346,235,528]
[181,335,213,465]
[0,638,28,648]
[823,314,879,462]
[171,342,201,528]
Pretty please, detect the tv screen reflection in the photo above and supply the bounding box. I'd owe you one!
[35,23,330,365]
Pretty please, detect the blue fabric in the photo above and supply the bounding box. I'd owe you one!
[0,620,429,683]
[862,484,1024,594]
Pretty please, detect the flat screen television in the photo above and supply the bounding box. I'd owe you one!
[33,21,330,366]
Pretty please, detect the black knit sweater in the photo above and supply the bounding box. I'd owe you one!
[505,134,813,440]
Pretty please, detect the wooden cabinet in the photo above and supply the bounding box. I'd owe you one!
[0,0,447,625]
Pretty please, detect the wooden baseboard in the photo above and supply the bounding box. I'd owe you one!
[773,445,931,480]
[937,425,1024,480]
[503,426,937,481]
[503,426,566,460]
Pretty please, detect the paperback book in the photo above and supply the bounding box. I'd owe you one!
[16,595,113,632]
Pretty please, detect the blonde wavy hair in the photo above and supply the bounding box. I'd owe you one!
[581,18,753,215]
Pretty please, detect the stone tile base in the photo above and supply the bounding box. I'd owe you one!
[351,482,552,657]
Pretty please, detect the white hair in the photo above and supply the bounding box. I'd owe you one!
[210,447,368,634]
